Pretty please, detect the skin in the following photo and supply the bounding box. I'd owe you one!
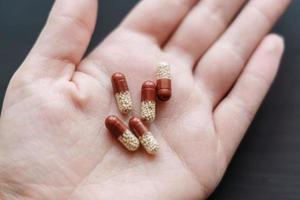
[0,0,291,199]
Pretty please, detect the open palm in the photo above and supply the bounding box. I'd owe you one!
[0,0,290,199]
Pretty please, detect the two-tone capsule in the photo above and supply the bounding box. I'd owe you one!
[157,62,172,101]
[141,81,156,122]
[129,117,159,155]
[105,115,140,151]
[112,73,133,114]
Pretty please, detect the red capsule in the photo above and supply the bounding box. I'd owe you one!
[105,115,139,151]
[129,117,159,155]
[111,73,133,114]
[156,62,172,101]
[141,81,156,122]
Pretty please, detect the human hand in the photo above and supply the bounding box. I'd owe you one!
[0,0,291,199]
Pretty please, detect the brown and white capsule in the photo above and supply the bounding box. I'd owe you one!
[129,117,159,155]
[141,81,156,122]
[157,62,172,101]
[111,73,133,114]
[105,115,140,151]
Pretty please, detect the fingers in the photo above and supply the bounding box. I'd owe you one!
[19,0,98,80]
[195,0,291,105]
[214,34,284,160]
[164,0,247,66]
[121,0,199,45]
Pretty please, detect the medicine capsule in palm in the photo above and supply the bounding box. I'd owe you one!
[129,117,159,155]
[141,81,156,122]
[105,115,140,151]
[111,72,133,114]
[156,62,172,101]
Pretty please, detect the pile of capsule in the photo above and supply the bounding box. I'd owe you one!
[105,62,172,155]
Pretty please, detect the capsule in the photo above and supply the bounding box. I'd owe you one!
[156,62,172,101]
[129,117,159,155]
[111,73,133,114]
[141,81,156,122]
[105,115,140,151]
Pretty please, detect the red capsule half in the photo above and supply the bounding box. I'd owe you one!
[112,73,129,94]
[141,81,156,102]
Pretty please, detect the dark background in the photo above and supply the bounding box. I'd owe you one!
[0,1,299,199]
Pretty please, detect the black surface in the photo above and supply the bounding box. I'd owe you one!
[0,1,300,199]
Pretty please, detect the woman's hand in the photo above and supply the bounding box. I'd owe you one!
[0,0,291,199]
